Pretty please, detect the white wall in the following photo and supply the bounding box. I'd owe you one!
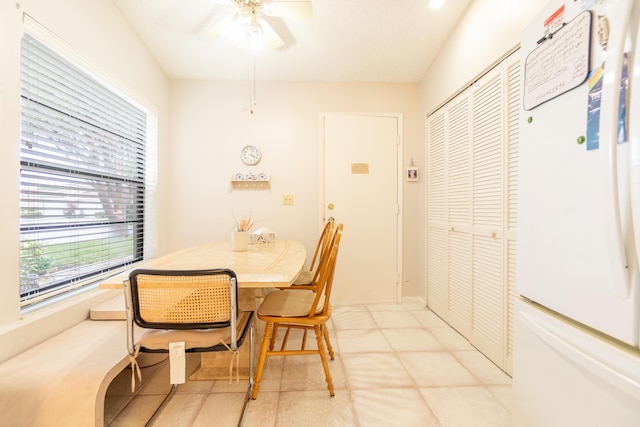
[167,80,423,298]
[0,0,170,362]
[420,0,549,114]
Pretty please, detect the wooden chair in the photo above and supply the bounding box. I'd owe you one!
[289,217,335,287]
[272,218,337,357]
[124,268,254,427]
[251,224,344,399]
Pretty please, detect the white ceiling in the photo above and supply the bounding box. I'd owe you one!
[113,0,473,82]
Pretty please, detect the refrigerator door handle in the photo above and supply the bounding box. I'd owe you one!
[520,308,640,401]
[600,0,633,297]
[630,3,640,277]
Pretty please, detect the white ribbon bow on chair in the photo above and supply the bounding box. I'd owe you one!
[128,343,142,393]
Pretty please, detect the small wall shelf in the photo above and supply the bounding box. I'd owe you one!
[231,172,270,189]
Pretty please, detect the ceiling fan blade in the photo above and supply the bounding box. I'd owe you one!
[262,1,313,19]
[259,18,284,49]
[201,9,237,38]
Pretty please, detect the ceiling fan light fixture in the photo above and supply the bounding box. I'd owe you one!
[246,13,263,38]
[220,13,241,38]
[210,0,312,50]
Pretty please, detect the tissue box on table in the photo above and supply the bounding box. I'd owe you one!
[250,227,276,244]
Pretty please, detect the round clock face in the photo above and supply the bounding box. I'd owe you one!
[240,145,261,165]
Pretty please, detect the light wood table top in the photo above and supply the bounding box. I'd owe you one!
[99,239,306,289]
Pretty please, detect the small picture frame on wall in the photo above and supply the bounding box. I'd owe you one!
[406,167,419,182]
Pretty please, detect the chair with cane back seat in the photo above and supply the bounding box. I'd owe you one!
[124,268,254,427]
[251,224,344,399]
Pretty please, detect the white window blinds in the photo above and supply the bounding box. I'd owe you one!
[19,33,147,305]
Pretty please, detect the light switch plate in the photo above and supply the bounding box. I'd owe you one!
[282,194,294,205]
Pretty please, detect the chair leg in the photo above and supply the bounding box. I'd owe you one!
[249,320,255,390]
[322,324,335,360]
[269,323,279,351]
[145,383,177,427]
[314,325,335,397]
[252,321,273,399]
[238,321,255,427]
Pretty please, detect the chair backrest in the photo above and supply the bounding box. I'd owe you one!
[307,218,335,273]
[126,268,239,331]
[308,223,343,317]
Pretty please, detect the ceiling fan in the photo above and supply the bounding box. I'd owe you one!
[210,0,313,50]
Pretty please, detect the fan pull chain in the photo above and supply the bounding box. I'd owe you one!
[247,55,257,114]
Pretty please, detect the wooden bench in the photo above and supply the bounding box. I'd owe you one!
[0,318,130,427]
[89,295,126,320]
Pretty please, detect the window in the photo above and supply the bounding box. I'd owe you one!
[19,32,151,306]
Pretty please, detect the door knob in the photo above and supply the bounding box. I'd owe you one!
[327,203,334,210]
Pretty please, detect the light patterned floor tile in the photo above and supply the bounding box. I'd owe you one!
[366,303,407,311]
[341,352,414,389]
[331,310,378,330]
[153,393,209,427]
[352,388,441,427]
[399,352,478,387]
[400,300,428,311]
[251,355,284,394]
[335,329,393,353]
[243,391,279,427]
[210,378,253,393]
[381,328,446,352]
[279,353,347,392]
[191,392,248,427]
[370,310,423,328]
[333,304,368,312]
[420,386,511,427]
[276,390,356,427]
[411,310,449,328]
[428,327,475,351]
[487,385,512,412]
[453,351,512,385]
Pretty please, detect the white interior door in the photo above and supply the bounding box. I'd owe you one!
[322,113,400,304]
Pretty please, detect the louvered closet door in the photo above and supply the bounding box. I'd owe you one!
[446,95,472,337]
[427,93,472,334]
[504,54,521,375]
[470,64,505,367]
[427,111,448,318]
[426,51,520,372]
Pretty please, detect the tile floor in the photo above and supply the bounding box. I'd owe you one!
[105,302,512,427]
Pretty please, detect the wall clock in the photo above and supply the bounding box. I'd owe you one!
[240,145,262,165]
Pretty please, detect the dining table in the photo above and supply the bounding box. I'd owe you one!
[97,239,307,380]
[99,239,306,290]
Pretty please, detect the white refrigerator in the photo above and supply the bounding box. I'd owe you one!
[513,0,640,425]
